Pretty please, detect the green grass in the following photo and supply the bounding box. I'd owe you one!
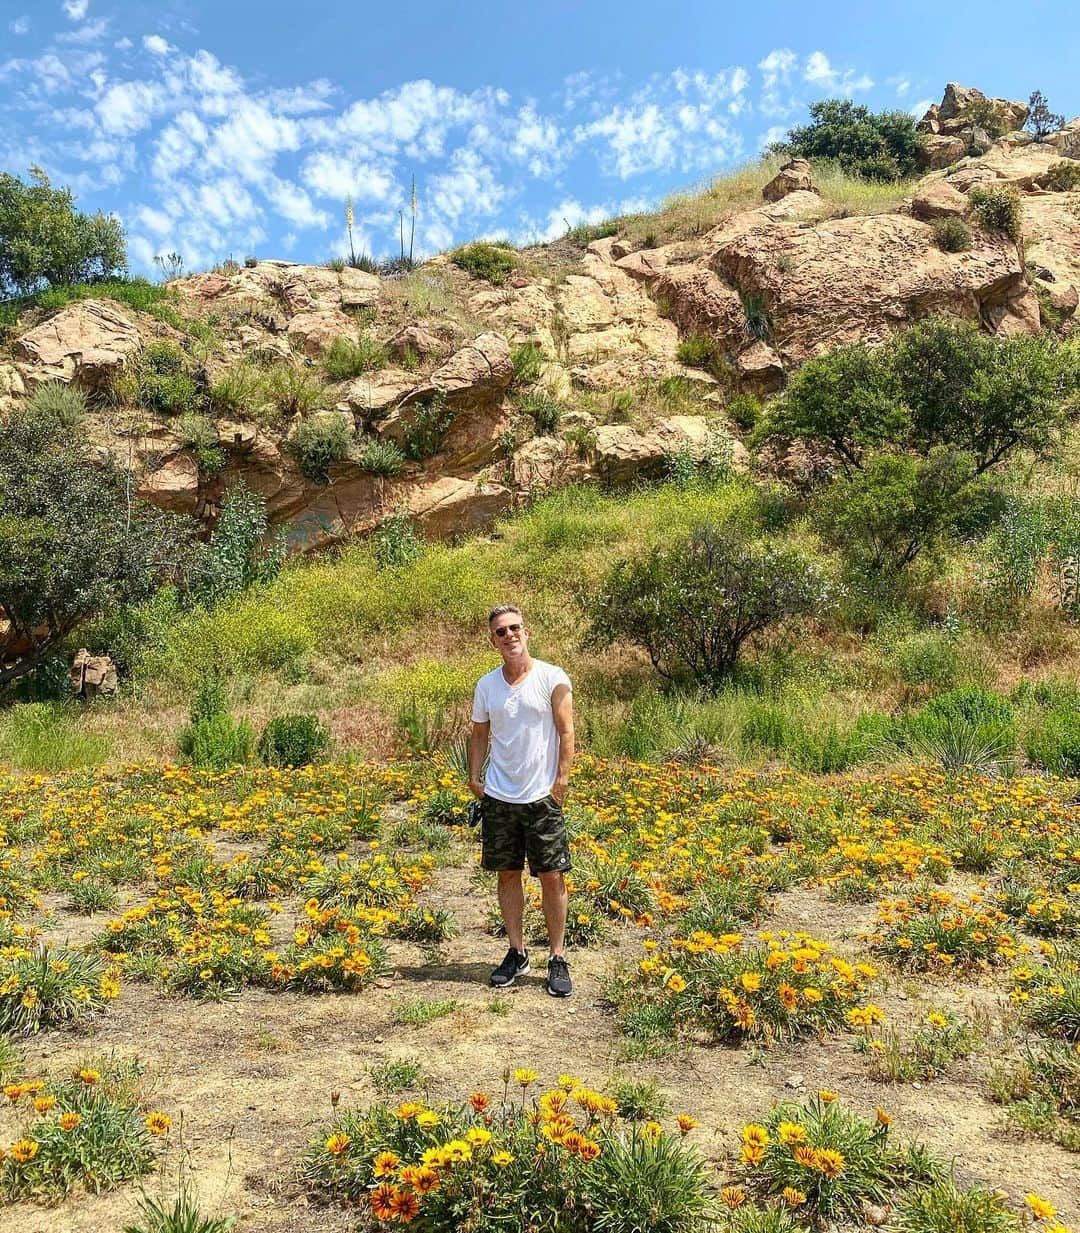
[0,702,113,771]
[390,997,459,1027]
[0,278,198,339]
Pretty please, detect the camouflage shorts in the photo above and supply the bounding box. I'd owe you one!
[480,793,571,876]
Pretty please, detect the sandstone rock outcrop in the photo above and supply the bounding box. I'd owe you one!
[15,300,141,386]
[762,158,817,202]
[69,649,117,699]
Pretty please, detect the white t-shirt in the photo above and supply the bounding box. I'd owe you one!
[471,659,572,804]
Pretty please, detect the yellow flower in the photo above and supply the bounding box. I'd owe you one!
[675,1114,698,1135]
[782,1187,807,1207]
[415,1110,440,1129]
[325,1133,351,1156]
[466,1126,492,1147]
[513,1068,539,1087]
[59,1112,82,1132]
[373,1150,400,1176]
[11,1138,39,1163]
[927,1012,949,1029]
[818,1089,839,1103]
[741,1123,770,1147]
[145,1112,172,1136]
[492,1150,514,1167]
[1027,1195,1057,1220]
[777,1121,806,1146]
[76,1068,101,1086]
[815,1147,845,1177]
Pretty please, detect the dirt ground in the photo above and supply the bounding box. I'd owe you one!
[6,819,1079,1232]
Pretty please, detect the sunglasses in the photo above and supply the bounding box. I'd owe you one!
[492,623,523,638]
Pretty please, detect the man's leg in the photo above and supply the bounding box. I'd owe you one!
[497,869,526,952]
[537,870,568,957]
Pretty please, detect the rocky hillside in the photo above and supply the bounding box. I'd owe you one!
[2,81,1078,554]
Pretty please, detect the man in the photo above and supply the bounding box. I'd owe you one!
[468,603,575,997]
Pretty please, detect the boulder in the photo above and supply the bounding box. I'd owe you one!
[69,649,117,699]
[931,83,1027,135]
[762,158,816,202]
[401,332,513,410]
[1024,192,1080,319]
[138,452,201,515]
[15,300,141,385]
[946,143,1066,192]
[286,309,356,357]
[918,134,967,171]
[405,476,513,538]
[735,341,785,393]
[588,424,671,487]
[510,436,591,491]
[336,370,416,421]
[386,325,447,364]
[1046,118,1080,158]
[912,180,970,220]
[338,266,381,309]
[0,363,25,411]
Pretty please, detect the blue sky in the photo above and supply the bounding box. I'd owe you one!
[2,0,1078,274]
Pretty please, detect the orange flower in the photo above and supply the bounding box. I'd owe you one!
[59,1112,82,1132]
[793,1145,819,1169]
[816,1148,846,1178]
[11,1139,39,1163]
[721,1185,747,1208]
[782,1186,807,1206]
[370,1183,397,1221]
[325,1133,350,1156]
[373,1150,401,1177]
[33,1096,56,1114]
[145,1112,172,1136]
[469,1092,489,1112]
[676,1114,698,1135]
[389,1189,421,1223]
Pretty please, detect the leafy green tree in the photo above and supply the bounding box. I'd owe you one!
[192,482,285,608]
[772,100,924,180]
[0,167,126,295]
[0,407,192,689]
[1026,90,1065,142]
[587,525,830,688]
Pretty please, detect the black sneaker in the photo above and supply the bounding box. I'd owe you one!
[490,947,529,988]
[546,955,572,998]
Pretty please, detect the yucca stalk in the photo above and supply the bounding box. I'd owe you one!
[345,196,356,265]
[409,174,417,264]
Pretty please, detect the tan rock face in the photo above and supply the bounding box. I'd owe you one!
[137,452,201,515]
[1024,191,1080,320]
[402,332,513,409]
[15,300,141,385]
[919,134,968,171]
[762,158,816,202]
[405,476,513,538]
[912,180,970,220]
[946,144,1069,192]
[510,436,591,491]
[286,309,356,357]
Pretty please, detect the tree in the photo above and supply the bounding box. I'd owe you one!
[0,405,193,689]
[772,99,924,181]
[586,525,830,689]
[0,166,126,296]
[1026,90,1065,142]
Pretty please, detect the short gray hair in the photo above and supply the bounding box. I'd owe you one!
[488,603,523,624]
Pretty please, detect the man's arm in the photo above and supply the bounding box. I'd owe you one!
[468,720,489,799]
[550,683,575,804]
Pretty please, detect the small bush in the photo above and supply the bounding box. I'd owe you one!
[565,218,620,243]
[210,361,266,417]
[322,335,387,380]
[728,393,762,432]
[1045,160,1080,191]
[177,413,225,478]
[742,293,773,341]
[124,1186,234,1233]
[26,380,87,427]
[901,686,1016,772]
[257,714,331,767]
[0,702,111,771]
[677,333,726,376]
[0,944,119,1033]
[930,216,972,252]
[892,1177,1021,1233]
[510,340,544,385]
[451,241,515,285]
[969,184,1024,242]
[355,435,406,477]
[402,396,454,461]
[263,363,327,418]
[130,341,201,416]
[369,1059,423,1094]
[390,997,459,1027]
[1025,706,1080,775]
[291,415,354,483]
[372,512,423,568]
[177,673,254,769]
[519,389,562,434]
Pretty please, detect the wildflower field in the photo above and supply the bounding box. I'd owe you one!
[0,754,1078,1232]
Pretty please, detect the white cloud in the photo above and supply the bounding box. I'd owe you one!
[509,104,561,175]
[143,35,172,56]
[578,103,677,178]
[759,48,797,89]
[890,74,911,97]
[114,36,132,50]
[804,51,837,88]
[57,17,109,44]
[429,147,505,223]
[301,150,397,203]
[266,177,330,228]
[9,17,29,35]
[97,79,166,135]
[136,204,173,236]
[759,124,787,151]
[62,0,89,19]
[910,98,934,119]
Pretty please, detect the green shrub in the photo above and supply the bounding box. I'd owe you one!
[901,687,1016,772]
[372,511,423,568]
[291,415,354,483]
[26,380,87,427]
[451,241,515,284]
[1025,707,1080,775]
[1044,494,1080,617]
[969,184,1024,242]
[257,713,331,767]
[728,393,762,432]
[177,413,225,478]
[930,216,972,252]
[612,1077,670,1122]
[322,335,387,380]
[402,396,454,461]
[676,333,726,376]
[511,340,544,385]
[893,628,983,693]
[356,435,406,477]
[129,341,201,416]
[742,293,773,341]
[1045,160,1080,191]
[1027,90,1066,141]
[177,673,253,769]
[519,389,562,434]
[892,1177,1021,1233]
[565,218,620,243]
[124,1186,234,1233]
[588,524,829,689]
[210,361,266,417]
[263,363,327,418]
[959,98,1013,139]
[981,497,1048,606]
[771,98,924,180]
[193,482,285,607]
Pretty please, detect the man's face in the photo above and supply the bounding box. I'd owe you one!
[489,613,527,655]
